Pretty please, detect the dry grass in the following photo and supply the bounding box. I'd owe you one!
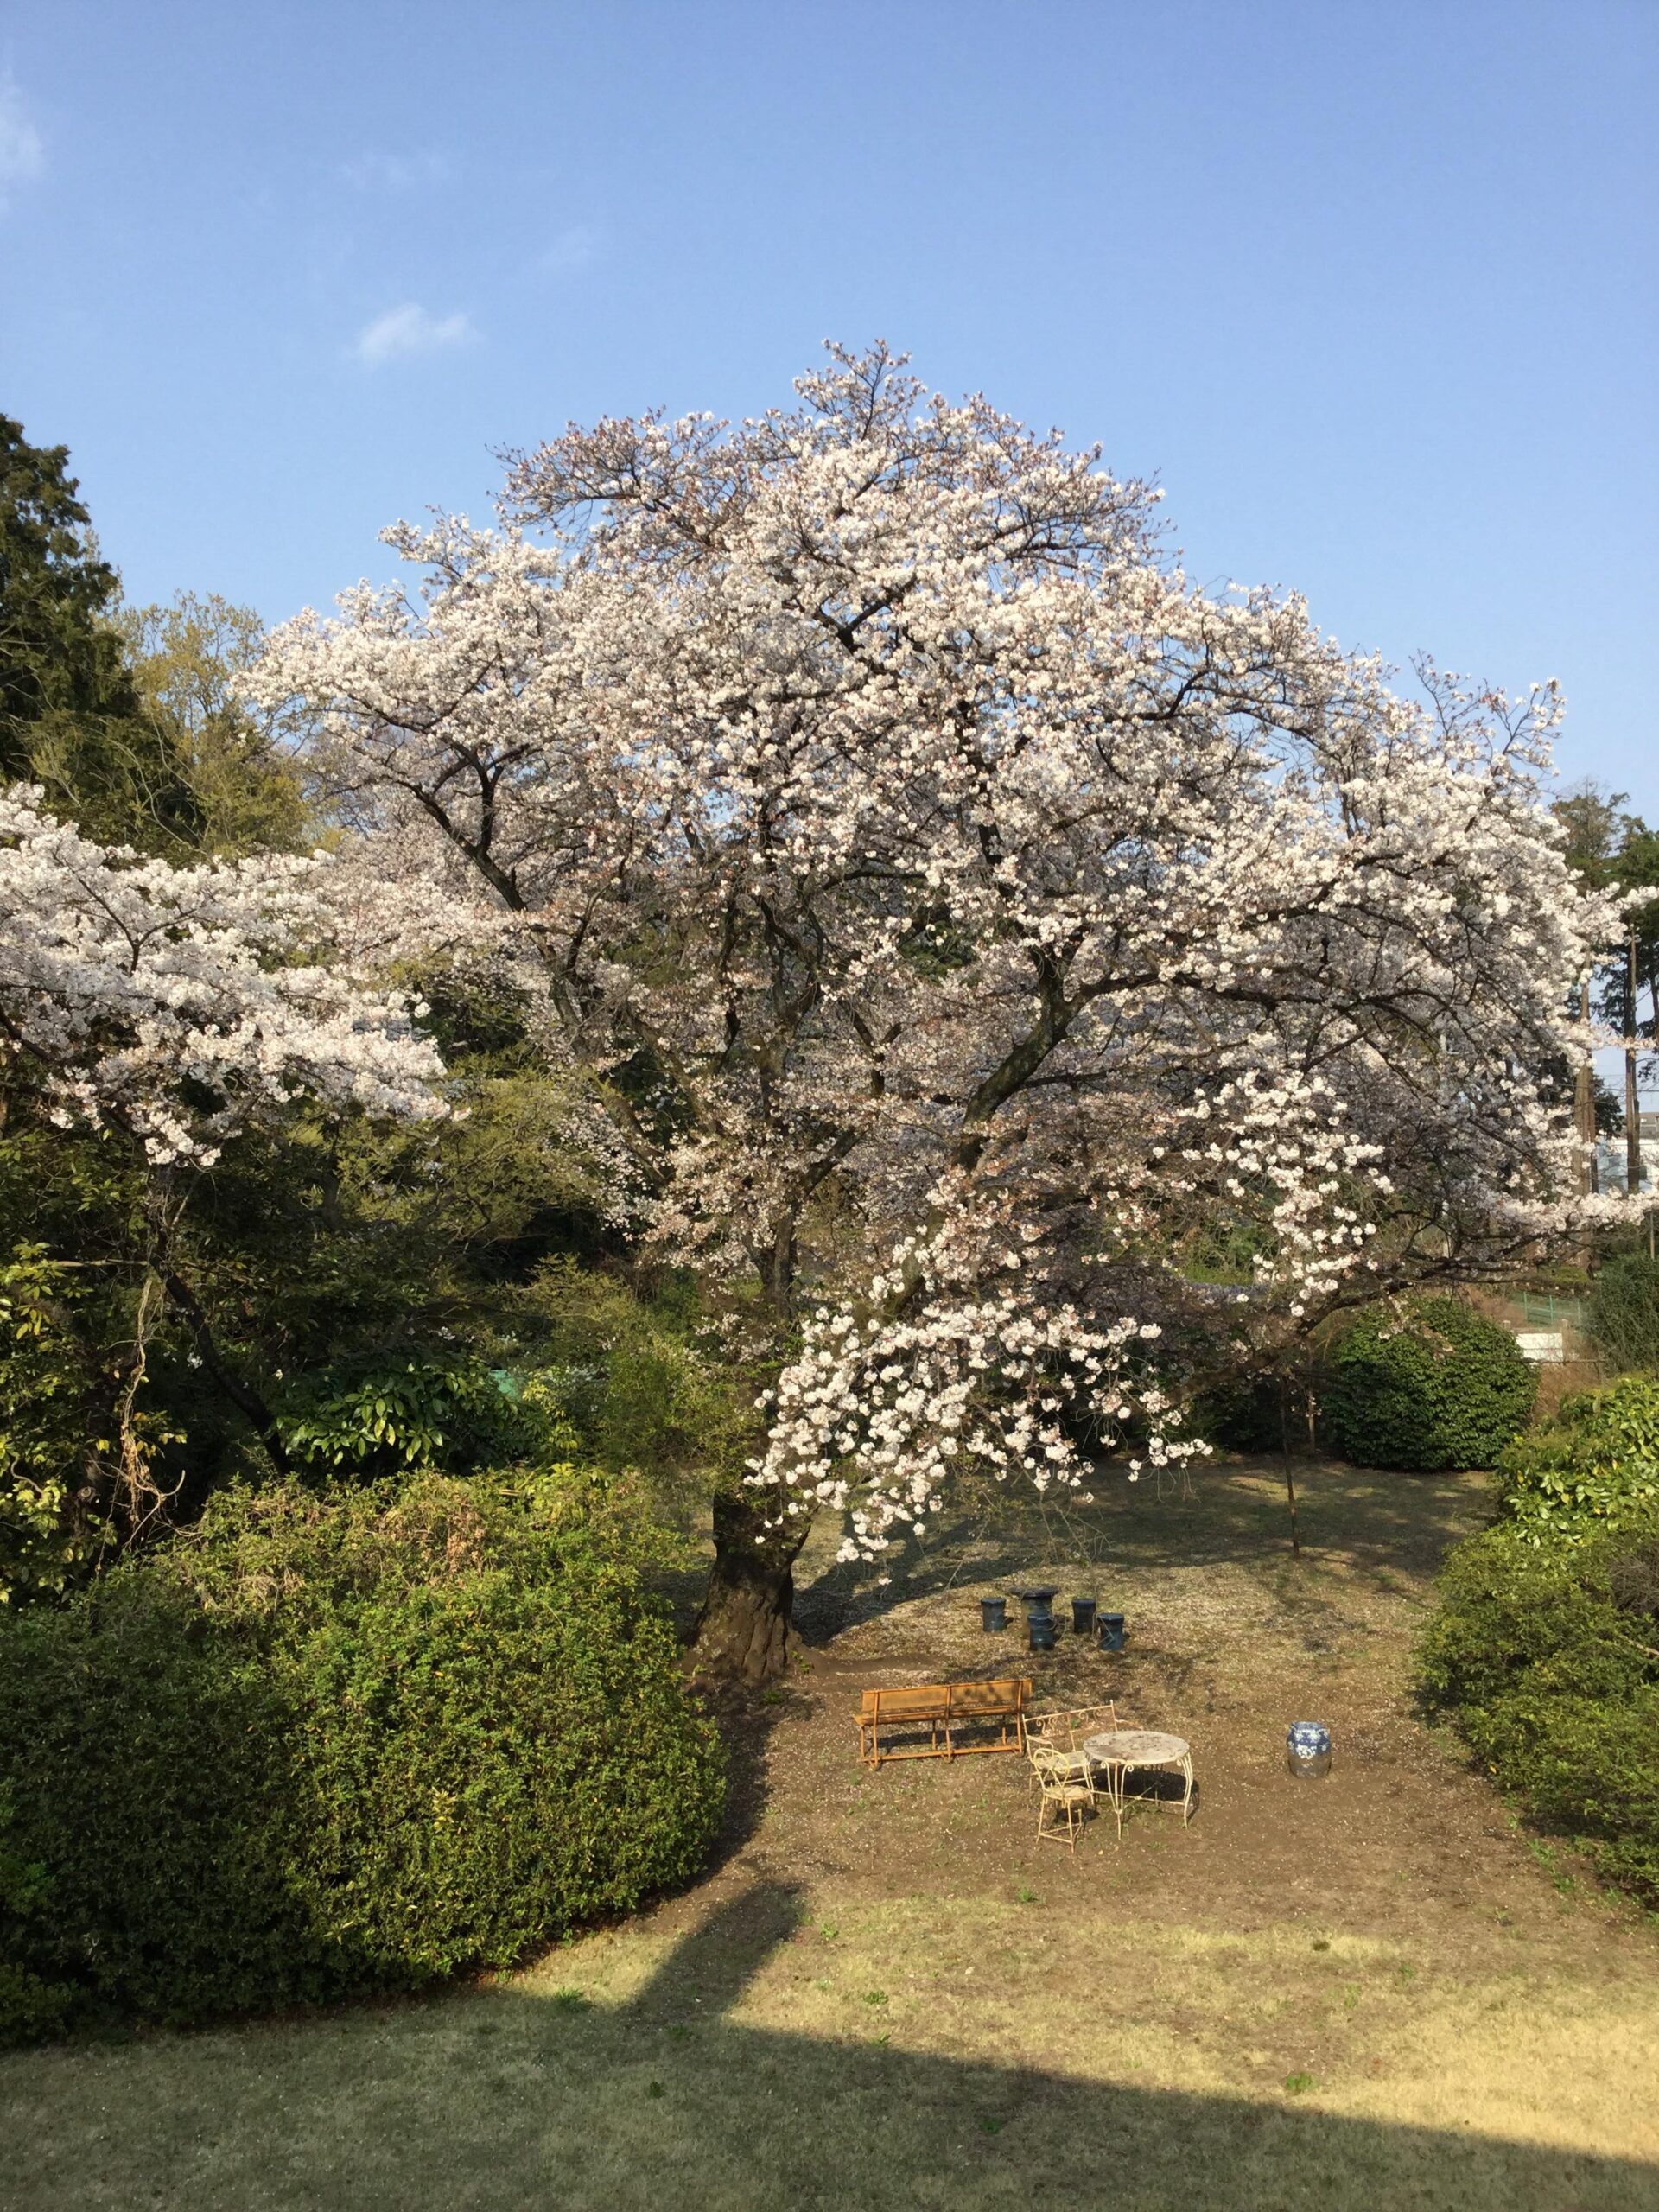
[3,1459,1656,2210]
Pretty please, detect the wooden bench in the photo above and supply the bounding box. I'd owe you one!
[855,1677,1033,1767]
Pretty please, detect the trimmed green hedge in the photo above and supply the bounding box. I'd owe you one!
[0,1470,725,2040]
[1417,1507,1659,1904]
[1323,1294,1535,1471]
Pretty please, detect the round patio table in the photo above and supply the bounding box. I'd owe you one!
[1083,1727,1193,1837]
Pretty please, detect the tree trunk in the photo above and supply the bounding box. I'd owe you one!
[1278,1387,1302,1559]
[690,1490,810,1685]
[1576,979,1599,1195]
[1627,929,1643,1198]
[161,1266,291,1478]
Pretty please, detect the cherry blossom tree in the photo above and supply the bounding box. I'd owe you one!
[0,785,447,1478]
[252,344,1622,1679]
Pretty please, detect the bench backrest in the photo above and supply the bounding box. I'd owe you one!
[861,1684,950,1721]
[858,1677,1032,1722]
[950,1677,1032,1716]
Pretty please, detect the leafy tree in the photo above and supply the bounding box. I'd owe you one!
[0,1248,164,1599]
[1601,822,1659,1187]
[1554,782,1659,1191]
[112,592,309,855]
[2,420,305,859]
[0,789,444,1580]
[1586,1253,1659,1376]
[0,421,671,1592]
[0,883,696,1580]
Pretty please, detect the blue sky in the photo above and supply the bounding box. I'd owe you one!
[3,2,1655,812]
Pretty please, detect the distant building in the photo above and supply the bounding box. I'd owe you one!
[1594,1137,1651,1194]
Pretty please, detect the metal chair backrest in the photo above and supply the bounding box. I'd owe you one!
[1029,1740,1092,1789]
[1031,1700,1118,1751]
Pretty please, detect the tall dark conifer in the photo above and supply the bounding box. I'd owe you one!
[0,414,202,846]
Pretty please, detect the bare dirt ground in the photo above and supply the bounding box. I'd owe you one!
[4,1458,1656,2211]
[720,1459,1603,1956]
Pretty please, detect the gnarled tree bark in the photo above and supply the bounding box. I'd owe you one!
[690,1490,809,1686]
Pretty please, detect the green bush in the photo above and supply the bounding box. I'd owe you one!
[1586,1252,1659,1376]
[1495,1376,1659,1546]
[274,1357,577,1479]
[0,1469,725,2041]
[1189,1375,1283,1454]
[0,1794,74,2044]
[1322,1294,1535,1471]
[1417,1507,1659,1904]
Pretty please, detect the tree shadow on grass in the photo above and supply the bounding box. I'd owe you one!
[8,1878,1653,2212]
[793,1459,1495,1643]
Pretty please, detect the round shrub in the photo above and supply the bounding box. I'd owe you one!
[1417,1506,1659,1904]
[0,1469,724,2038]
[1323,1294,1535,1471]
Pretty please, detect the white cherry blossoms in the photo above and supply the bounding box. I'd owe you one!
[753,1189,1205,1561]
[248,342,1624,1573]
[0,787,447,1166]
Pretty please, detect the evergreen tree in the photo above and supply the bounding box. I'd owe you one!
[0,414,205,849]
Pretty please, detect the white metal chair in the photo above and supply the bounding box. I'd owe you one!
[1030,1701,1119,1752]
[1030,1741,1096,1850]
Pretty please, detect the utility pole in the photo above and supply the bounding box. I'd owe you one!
[1628,928,1643,1198]
[1576,978,1599,1194]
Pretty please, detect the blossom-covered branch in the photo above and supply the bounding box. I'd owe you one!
[0,786,446,1166]
[251,343,1624,1639]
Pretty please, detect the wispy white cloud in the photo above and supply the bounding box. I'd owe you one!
[540,224,599,276]
[351,302,478,368]
[341,150,448,194]
[0,73,44,213]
